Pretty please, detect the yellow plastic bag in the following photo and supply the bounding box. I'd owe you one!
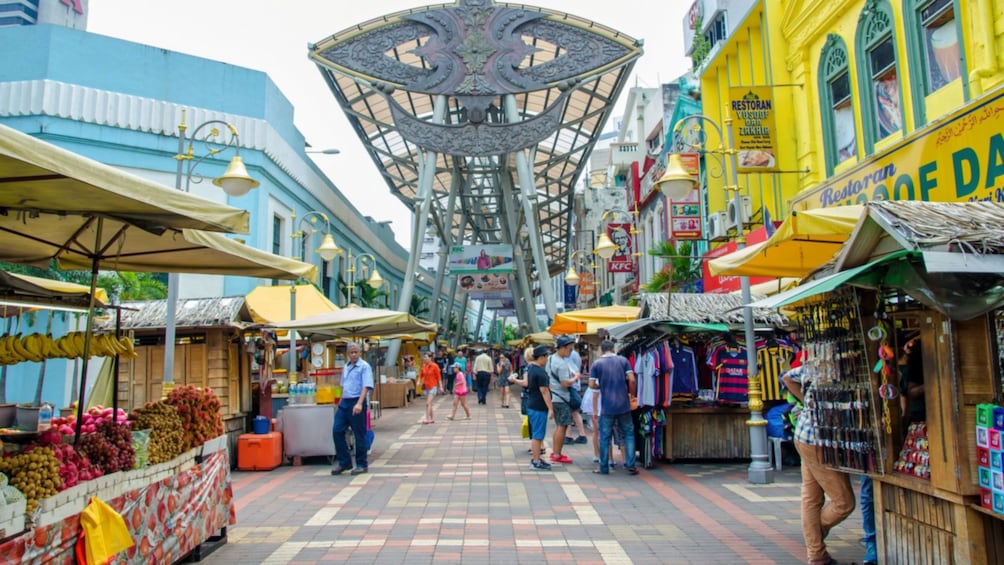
[520,415,530,439]
[79,496,134,565]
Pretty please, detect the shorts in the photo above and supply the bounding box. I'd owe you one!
[552,401,572,426]
[496,373,511,388]
[424,387,437,397]
[527,408,548,440]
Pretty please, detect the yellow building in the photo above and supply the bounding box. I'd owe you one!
[695,0,1004,220]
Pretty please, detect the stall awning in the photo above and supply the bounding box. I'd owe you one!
[245,285,339,324]
[709,206,864,278]
[273,306,437,339]
[748,250,914,309]
[604,318,730,341]
[548,305,641,335]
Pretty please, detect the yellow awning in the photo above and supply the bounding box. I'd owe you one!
[729,277,801,297]
[709,206,864,278]
[548,305,641,335]
[3,272,110,304]
[245,285,339,324]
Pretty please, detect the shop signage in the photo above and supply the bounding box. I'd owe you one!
[563,283,577,306]
[687,1,703,30]
[578,271,596,296]
[60,0,84,14]
[793,89,1004,210]
[447,243,514,274]
[605,223,634,273]
[670,153,703,240]
[701,225,776,293]
[729,86,778,173]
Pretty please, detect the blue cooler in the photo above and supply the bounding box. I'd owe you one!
[253,415,270,434]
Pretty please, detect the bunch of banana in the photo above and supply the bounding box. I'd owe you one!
[0,331,138,364]
[54,332,86,359]
[0,335,23,365]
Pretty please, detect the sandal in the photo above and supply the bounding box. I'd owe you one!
[446,416,454,421]
[592,469,608,475]
[625,467,639,475]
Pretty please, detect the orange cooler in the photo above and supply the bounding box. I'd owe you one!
[238,431,283,471]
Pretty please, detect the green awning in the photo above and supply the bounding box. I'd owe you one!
[748,250,915,309]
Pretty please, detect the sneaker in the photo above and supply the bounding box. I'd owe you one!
[592,456,600,463]
[574,435,588,444]
[530,459,552,470]
[550,453,573,464]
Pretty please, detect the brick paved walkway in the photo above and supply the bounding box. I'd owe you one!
[202,393,866,564]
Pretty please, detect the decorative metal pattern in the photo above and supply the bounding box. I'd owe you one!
[387,92,568,156]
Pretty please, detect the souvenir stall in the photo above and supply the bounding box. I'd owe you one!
[751,201,1004,564]
[607,292,790,463]
[270,307,436,459]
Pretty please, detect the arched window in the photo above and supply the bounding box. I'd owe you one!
[856,0,904,152]
[905,0,964,125]
[818,34,857,175]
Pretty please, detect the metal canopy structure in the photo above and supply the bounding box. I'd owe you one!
[309,0,641,331]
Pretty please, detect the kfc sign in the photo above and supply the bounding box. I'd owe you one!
[605,223,634,274]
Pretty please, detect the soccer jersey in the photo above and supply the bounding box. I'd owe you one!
[713,346,749,404]
[757,344,793,401]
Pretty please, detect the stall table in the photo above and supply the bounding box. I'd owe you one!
[373,381,414,409]
[661,405,752,460]
[276,404,336,458]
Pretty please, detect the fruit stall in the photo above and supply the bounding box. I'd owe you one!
[0,386,234,563]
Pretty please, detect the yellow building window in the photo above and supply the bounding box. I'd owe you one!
[818,34,858,175]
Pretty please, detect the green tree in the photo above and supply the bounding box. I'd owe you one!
[690,15,711,70]
[645,241,702,293]
[409,295,430,318]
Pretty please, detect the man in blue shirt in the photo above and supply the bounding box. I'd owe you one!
[588,339,637,475]
[332,342,374,476]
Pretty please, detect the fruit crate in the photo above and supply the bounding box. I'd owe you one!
[0,497,27,538]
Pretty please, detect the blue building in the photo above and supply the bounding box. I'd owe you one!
[0,20,432,407]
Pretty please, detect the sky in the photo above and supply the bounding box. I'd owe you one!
[87,1,692,249]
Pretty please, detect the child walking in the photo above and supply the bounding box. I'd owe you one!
[447,363,471,420]
[419,352,441,424]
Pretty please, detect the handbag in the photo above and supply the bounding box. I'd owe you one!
[568,385,582,411]
[520,415,530,439]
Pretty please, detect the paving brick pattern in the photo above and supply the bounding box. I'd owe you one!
[202,394,866,564]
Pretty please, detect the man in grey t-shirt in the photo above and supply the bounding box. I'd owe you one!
[546,335,578,464]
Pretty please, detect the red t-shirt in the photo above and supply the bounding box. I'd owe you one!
[420,363,441,391]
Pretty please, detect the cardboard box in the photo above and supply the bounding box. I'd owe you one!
[238,431,283,471]
[977,403,994,427]
[978,425,989,448]
[980,488,994,510]
[978,447,990,467]
[979,467,992,489]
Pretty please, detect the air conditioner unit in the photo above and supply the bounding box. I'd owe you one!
[707,211,729,241]
[727,196,753,228]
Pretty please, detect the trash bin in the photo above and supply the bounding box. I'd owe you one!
[253,415,270,434]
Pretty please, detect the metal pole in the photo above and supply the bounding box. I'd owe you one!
[723,112,773,484]
[162,113,188,398]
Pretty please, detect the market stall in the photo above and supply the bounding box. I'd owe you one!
[607,293,790,464]
[750,201,1004,564]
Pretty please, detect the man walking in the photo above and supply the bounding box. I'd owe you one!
[588,339,637,475]
[564,343,589,445]
[332,342,374,476]
[783,366,855,565]
[546,335,579,464]
[473,348,493,405]
[509,344,553,470]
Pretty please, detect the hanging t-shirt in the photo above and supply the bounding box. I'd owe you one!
[713,346,749,404]
[757,344,793,401]
[634,349,657,408]
[670,344,699,400]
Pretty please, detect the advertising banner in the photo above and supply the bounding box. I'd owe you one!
[670,152,703,240]
[563,283,578,306]
[605,223,634,273]
[729,86,778,173]
[578,271,596,297]
[458,272,510,296]
[792,89,1004,210]
[701,225,776,293]
[447,244,514,274]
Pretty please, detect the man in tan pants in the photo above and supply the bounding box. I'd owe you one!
[782,366,855,565]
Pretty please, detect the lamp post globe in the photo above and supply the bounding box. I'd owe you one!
[594,232,617,260]
[656,153,696,200]
[212,155,260,197]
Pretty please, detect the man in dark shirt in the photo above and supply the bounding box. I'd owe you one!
[509,344,553,470]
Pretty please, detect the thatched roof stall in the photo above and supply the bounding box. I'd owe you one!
[95,296,253,330]
[639,292,790,328]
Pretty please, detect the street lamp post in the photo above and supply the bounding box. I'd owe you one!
[346,251,385,306]
[656,112,774,484]
[564,250,597,307]
[287,210,343,383]
[592,209,639,305]
[164,111,259,396]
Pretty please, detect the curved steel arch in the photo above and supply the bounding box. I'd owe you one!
[309,0,641,330]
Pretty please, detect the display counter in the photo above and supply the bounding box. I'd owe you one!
[372,381,414,409]
[0,440,233,563]
[661,405,752,461]
[276,404,336,458]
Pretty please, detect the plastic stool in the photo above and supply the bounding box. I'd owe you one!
[768,436,787,471]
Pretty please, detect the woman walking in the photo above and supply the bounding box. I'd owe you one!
[419,352,441,424]
[447,363,471,420]
[496,352,512,408]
